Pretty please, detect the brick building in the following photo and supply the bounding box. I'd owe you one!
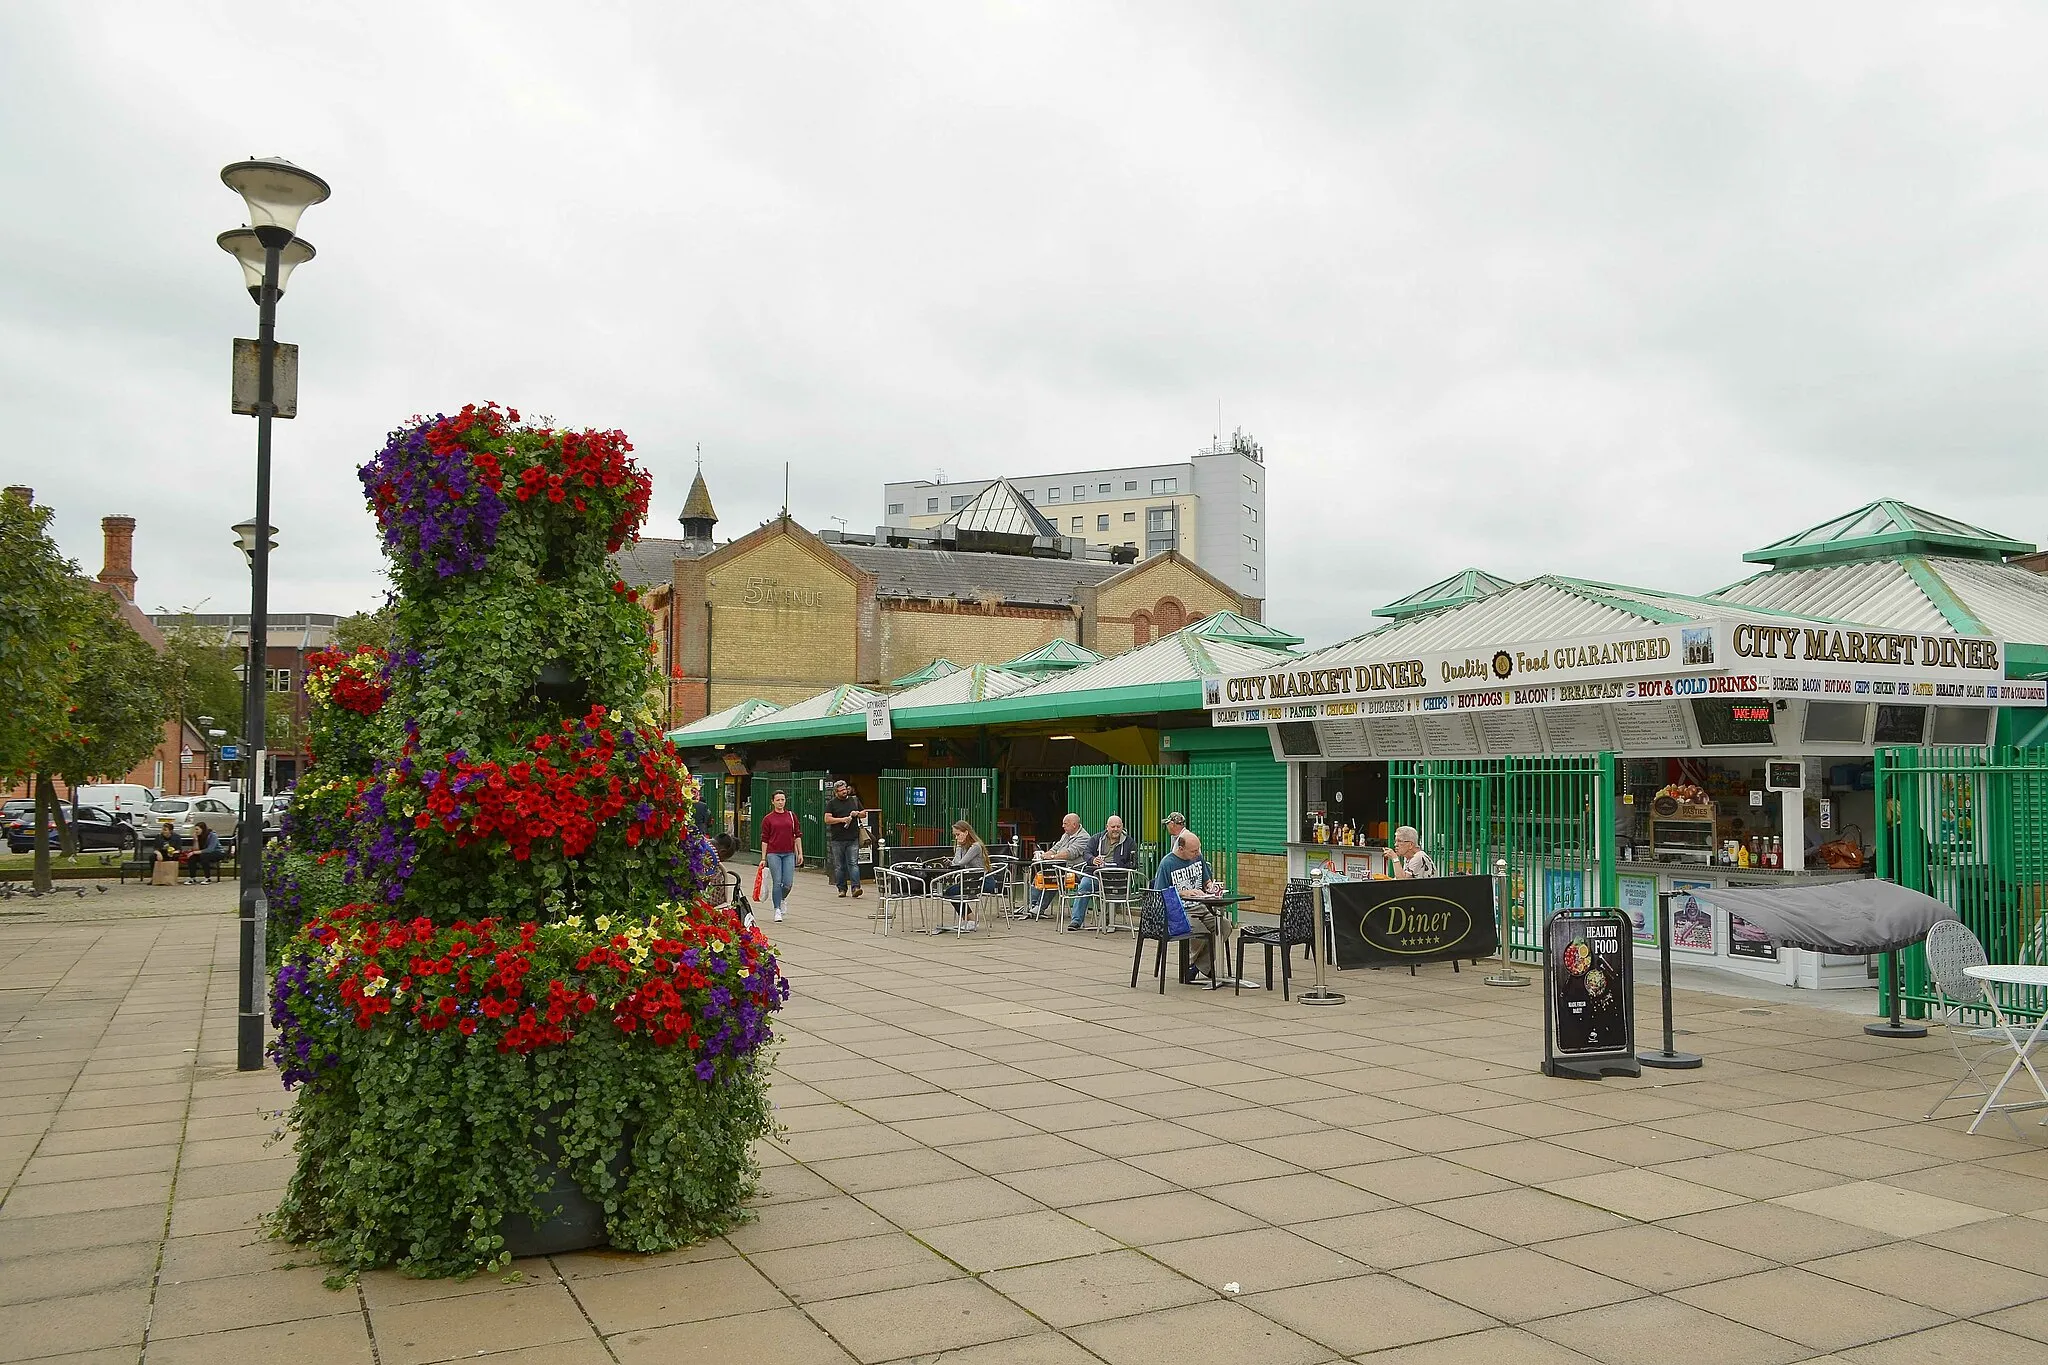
[147,614,340,790]
[614,475,1257,727]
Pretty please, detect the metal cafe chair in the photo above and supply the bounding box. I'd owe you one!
[927,866,1003,937]
[1235,878,1318,1000]
[1922,919,2036,1135]
[987,854,1027,918]
[1096,866,1137,933]
[876,863,930,936]
[1129,888,1197,993]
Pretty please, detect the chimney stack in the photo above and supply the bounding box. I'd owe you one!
[2,485,30,505]
[99,515,138,602]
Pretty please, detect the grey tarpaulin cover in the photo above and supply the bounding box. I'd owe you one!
[1687,881,1957,956]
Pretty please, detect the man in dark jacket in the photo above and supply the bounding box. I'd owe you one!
[1067,814,1137,930]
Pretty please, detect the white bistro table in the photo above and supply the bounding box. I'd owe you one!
[1960,963,2048,1134]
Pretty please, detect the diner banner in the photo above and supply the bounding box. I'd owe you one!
[1327,875,1499,969]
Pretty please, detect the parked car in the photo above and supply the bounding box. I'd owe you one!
[4,804,138,854]
[147,795,241,849]
[72,784,159,823]
[263,794,291,834]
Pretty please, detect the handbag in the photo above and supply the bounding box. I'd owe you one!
[1162,885,1194,940]
[753,863,768,902]
[1816,825,1865,870]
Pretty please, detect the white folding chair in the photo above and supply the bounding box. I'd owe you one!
[1923,920,2038,1136]
[876,864,929,936]
[1096,866,1137,933]
[927,867,994,937]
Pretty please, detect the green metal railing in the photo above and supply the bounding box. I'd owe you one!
[1882,745,2048,1023]
[1068,763,1239,887]
[878,768,999,853]
[1388,755,1616,962]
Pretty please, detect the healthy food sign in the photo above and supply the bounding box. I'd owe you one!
[1542,908,1641,1080]
[1326,875,1499,969]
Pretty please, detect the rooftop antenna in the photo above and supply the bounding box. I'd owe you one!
[782,462,790,520]
[936,467,946,486]
[827,515,848,536]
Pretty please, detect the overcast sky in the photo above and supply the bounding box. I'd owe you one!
[4,2,2044,647]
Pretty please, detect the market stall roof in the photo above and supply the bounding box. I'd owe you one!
[884,663,1036,707]
[1742,500,2033,569]
[1375,568,1515,620]
[670,697,781,736]
[1001,639,1104,674]
[667,615,1300,749]
[761,683,883,724]
[888,658,962,688]
[1714,556,2048,659]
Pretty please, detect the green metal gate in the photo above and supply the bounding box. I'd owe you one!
[1882,745,2048,1023]
[1068,763,1239,887]
[878,769,999,854]
[1388,755,1617,962]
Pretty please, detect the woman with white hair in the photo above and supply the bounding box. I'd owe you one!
[1388,826,1437,879]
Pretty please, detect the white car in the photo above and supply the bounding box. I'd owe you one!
[73,784,159,824]
[148,794,242,848]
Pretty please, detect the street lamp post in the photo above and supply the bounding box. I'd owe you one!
[219,156,328,1071]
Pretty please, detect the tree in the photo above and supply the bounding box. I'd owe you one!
[0,492,79,786]
[0,492,169,888]
[333,606,395,653]
[161,617,244,746]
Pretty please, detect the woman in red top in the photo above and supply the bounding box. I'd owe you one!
[759,790,802,923]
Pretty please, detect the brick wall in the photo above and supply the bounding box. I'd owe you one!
[879,601,1076,678]
[1234,851,1290,917]
[1089,554,1250,653]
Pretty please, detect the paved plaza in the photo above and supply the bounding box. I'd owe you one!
[1,873,2046,1363]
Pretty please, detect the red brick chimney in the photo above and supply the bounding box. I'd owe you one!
[99,515,138,602]
[2,485,30,505]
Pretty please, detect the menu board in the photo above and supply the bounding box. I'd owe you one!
[1477,710,1542,755]
[1366,716,1424,758]
[1541,706,1614,755]
[1545,910,1636,1065]
[1420,712,1482,756]
[1612,699,1691,752]
[1317,718,1370,758]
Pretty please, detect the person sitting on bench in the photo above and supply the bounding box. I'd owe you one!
[189,823,225,880]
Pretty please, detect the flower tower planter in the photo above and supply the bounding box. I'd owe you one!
[266,404,785,1276]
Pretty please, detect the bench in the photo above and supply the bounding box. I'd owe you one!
[118,858,154,885]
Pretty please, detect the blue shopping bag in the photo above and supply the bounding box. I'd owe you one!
[1162,885,1193,939]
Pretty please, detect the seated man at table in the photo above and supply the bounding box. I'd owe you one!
[1153,831,1223,982]
[1067,813,1137,930]
[1031,813,1092,916]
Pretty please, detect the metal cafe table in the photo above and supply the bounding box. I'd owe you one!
[1184,892,1257,989]
[1960,963,2048,1134]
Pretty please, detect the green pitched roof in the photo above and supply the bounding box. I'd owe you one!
[1184,609,1304,647]
[888,658,962,688]
[1374,568,1515,620]
[1000,639,1104,674]
[1743,500,2033,568]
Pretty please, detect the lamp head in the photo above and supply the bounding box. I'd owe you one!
[220,157,330,244]
[231,519,278,567]
[217,229,315,301]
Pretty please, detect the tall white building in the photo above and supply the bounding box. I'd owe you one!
[881,431,1268,604]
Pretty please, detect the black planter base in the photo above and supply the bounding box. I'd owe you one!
[500,1160,609,1257]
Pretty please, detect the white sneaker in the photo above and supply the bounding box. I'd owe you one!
[773,908,785,922]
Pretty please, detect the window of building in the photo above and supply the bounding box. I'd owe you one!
[1244,474,1259,493]
[1098,483,1111,495]
[1124,480,1137,491]
[1123,511,1136,523]
[1246,535,1259,552]
[1046,487,1060,502]
[1091,514,1105,530]
[1244,505,1257,522]
[950,495,970,510]
[266,668,293,694]
[1022,489,1036,502]
[1245,565,1259,580]
[1150,477,1177,494]
[887,503,904,516]
[1070,516,1084,532]
[1145,506,1177,556]
[926,498,939,512]
[1072,484,1086,501]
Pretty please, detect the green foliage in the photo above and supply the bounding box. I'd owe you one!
[334,607,396,653]
[160,617,243,736]
[274,1031,774,1277]
[0,493,86,785]
[46,593,172,793]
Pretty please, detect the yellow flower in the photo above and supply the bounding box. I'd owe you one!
[594,915,613,933]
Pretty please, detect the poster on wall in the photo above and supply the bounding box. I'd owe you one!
[1618,874,1659,946]
[1728,913,1778,960]
[1669,879,1715,954]
[1544,868,1585,920]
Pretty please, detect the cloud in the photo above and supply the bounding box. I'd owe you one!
[2,2,2042,649]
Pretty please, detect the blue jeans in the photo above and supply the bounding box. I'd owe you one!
[827,840,861,892]
[1065,874,1101,927]
[765,852,796,910]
